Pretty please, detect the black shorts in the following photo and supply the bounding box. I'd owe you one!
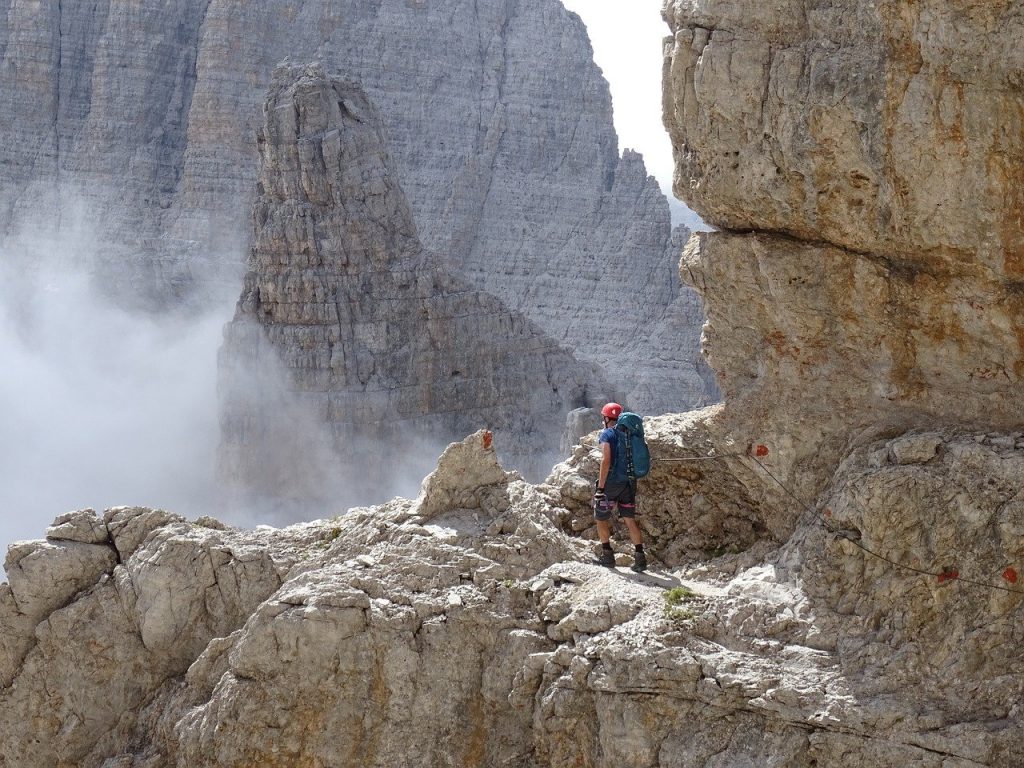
[594,480,637,521]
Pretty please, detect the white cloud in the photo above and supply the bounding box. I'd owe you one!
[0,230,231,554]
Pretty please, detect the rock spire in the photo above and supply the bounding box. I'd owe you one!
[218,64,612,512]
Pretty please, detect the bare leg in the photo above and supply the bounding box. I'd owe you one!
[596,519,612,544]
[622,517,644,546]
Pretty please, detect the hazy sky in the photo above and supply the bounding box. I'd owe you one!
[560,0,704,228]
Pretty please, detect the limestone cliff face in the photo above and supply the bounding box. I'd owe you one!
[644,0,1024,763]
[218,65,612,509]
[0,0,710,413]
[663,0,1024,515]
[663,0,1024,268]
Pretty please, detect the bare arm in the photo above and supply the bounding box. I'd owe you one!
[598,442,612,489]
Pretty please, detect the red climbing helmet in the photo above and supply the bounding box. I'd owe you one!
[601,402,623,420]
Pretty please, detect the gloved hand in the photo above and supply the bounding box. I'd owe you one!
[593,488,606,505]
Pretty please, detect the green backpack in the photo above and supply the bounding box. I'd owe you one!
[611,412,650,483]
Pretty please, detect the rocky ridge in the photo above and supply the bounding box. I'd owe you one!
[217,65,613,509]
[0,0,711,413]
[3,422,1023,766]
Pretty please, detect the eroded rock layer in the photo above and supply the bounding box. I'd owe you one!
[650,0,1024,763]
[663,0,1024,517]
[663,0,1024,271]
[0,0,711,413]
[218,65,611,510]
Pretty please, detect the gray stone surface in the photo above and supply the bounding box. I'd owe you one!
[1,518,119,688]
[663,0,1024,273]
[46,509,108,544]
[888,433,943,465]
[103,507,186,562]
[415,431,516,521]
[0,511,322,768]
[560,406,599,457]
[675,229,1024,526]
[0,0,711,414]
[4,538,117,623]
[2,426,1022,766]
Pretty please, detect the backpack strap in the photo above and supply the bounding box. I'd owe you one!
[618,423,636,483]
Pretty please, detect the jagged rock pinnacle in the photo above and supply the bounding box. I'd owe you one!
[218,65,613,514]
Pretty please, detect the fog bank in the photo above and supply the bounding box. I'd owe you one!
[0,227,456,558]
[0,230,231,555]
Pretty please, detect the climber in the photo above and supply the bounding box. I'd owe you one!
[593,402,646,572]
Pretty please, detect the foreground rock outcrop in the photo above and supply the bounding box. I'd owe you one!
[3,425,1023,766]
[646,0,1024,763]
[663,0,1024,269]
[0,434,598,767]
[218,65,612,510]
[0,0,711,414]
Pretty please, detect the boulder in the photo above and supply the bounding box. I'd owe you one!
[46,509,108,545]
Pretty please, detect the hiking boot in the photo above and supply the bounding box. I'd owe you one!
[594,548,616,567]
[631,550,647,573]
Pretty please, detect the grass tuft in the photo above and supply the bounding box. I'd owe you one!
[664,585,696,605]
[662,585,698,624]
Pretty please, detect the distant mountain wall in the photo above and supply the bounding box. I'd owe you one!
[0,0,714,414]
